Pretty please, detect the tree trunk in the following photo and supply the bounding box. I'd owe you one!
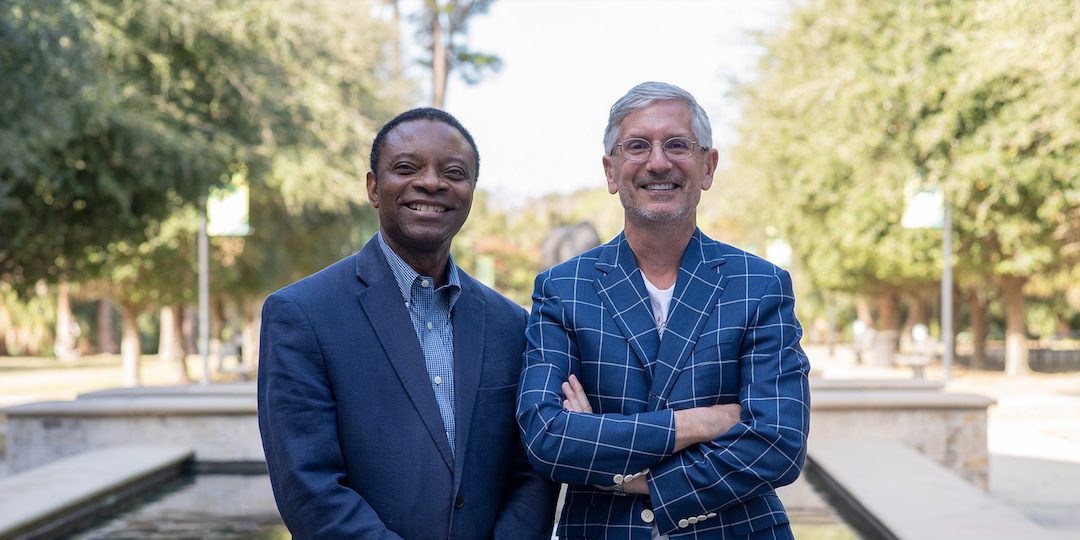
[1000,275,1030,376]
[159,305,190,383]
[900,294,929,349]
[54,281,79,362]
[855,296,874,325]
[0,304,10,356]
[430,0,447,108]
[967,288,989,370]
[870,291,901,366]
[876,292,901,331]
[182,304,198,356]
[386,0,402,79]
[242,298,261,368]
[120,302,142,387]
[97,299,118,354]
[211,297,226,373]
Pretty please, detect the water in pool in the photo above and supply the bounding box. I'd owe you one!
[69,474,287,539]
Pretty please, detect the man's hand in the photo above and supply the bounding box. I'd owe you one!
[563,374,741,453]
[562,374,593,413]
[672,403,741,453]
[561,374,740,493]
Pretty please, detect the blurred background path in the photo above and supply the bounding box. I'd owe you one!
[807,344,1080,538]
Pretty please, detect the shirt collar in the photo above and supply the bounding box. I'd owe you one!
[377,232,462,307]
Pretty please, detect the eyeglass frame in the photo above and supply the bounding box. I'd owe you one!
[611,136,707,162]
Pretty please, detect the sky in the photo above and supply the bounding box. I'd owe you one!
[406,0,793,206]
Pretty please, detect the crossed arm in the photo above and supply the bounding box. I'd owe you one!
[517,271,810,533]
[561,373,741,494]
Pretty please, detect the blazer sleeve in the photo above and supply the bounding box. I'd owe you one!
[493,305,560,540]
[492,423,560,539]
[645,269,811,535]
[517,272,677,487]
[257,292,403,540]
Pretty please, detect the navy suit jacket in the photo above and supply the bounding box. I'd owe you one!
[258,237,557,539]
[517,230,810,539]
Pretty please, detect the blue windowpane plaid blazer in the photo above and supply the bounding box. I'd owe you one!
[517,229,811,539]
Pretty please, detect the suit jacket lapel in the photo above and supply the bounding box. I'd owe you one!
[649,231,728,411]
[450,280,484,487]
[594,234,661,387]
[355,241,455,471]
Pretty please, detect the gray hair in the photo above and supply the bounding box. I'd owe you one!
[603,81,713,155]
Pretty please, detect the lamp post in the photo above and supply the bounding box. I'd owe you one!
[902,181,953,382]
[198,196,210,384]
[941,196,953,382]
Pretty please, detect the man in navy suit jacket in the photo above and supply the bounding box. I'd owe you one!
[259,108,557,539]
[517,82,811,539]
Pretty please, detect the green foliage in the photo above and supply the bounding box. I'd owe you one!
[728,0,1080,307]
[2,0,409,307]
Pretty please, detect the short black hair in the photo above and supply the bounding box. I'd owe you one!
[369,107,480,181]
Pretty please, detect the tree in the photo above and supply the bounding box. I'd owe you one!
[411,0,501,107]
[2,1,410,379]
[727,0,1080,373]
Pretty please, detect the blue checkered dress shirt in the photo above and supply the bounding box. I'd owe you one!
[377,233,462,453]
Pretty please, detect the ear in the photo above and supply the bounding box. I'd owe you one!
[603,154,618,194]
[366,171,379,208]
[700,148,719,191]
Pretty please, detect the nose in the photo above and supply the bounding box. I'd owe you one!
[413,167,445,192]
[644,143,672,173]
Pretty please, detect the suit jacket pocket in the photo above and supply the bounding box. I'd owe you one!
[477,383,517,404]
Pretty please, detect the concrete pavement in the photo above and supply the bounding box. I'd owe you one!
[806,344,1080,539]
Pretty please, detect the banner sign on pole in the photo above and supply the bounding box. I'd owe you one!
[901,184,944,230]
[207,173,251,237]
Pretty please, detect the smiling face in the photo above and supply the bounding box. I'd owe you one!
[603,99,718,229]
[366,119,476,261]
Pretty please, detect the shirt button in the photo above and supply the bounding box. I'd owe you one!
[640,509,654,523]
[434,375,442,385]
[427,321,433,330]
[421,279,430,287]
[678,519,690,529]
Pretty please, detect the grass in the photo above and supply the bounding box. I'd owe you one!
[0,353,249,408]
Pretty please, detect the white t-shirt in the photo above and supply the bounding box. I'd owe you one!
[641,273,674,539]
[642,274,675,337]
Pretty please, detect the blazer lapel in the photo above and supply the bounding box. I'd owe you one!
[593,234,661,386]
[355,241,455,471]
[649,231,728,411]
[450,280,484,486]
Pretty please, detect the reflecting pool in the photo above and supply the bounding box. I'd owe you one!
[68,474,287,539]
[67,467,871,539]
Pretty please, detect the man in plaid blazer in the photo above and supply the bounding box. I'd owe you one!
[517,82,811,539]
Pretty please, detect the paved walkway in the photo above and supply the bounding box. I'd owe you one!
[807,344,1080,538]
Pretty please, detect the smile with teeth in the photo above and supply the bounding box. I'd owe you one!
[643,183,676,190]
[407,203,447,213]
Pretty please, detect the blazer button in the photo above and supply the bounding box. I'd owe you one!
[455,495,465,509]
[640,509,654,523]
[678,518,690,529]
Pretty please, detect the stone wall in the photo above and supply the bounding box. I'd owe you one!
[3,385,260,475]
[810,381,995,489]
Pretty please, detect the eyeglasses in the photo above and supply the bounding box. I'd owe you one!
[614,137,703,162]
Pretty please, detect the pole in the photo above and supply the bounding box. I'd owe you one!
[941,197,953,382]
[198,195,211,384]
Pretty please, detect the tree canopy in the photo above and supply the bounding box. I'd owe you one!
[726,0,1080,369]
